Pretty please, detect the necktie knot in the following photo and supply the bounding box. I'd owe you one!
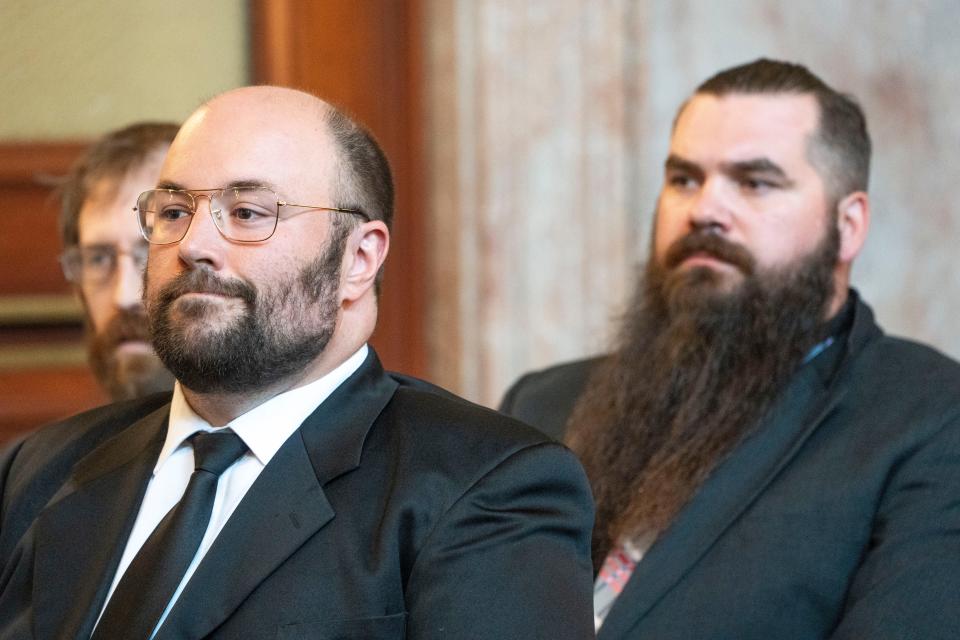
[190,431,247,476]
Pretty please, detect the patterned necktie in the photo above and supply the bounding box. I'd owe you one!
[92,431,248,639]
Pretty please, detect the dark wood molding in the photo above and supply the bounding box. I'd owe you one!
[0,140,101,439]
[0,141,87,186]
[0,367,107,445]
[0,142,85,296]
[249,0,296,86]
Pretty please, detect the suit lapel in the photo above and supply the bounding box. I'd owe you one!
[32,404,169,640]
[598,294,884,640]
[597,290,882,640]
[156,350,399,640]
[599,362,844,639]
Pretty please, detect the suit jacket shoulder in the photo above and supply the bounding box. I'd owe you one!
[587,294,960,639]
[356,374,596,639]
[499,356,605,440]
[0,393,170,563]
[0,354,596,640]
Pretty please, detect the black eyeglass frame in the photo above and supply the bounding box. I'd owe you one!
[133,187,370,245]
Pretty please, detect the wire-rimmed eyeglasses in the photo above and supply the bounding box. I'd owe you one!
[134,186,370,245]
[60,244,149,287]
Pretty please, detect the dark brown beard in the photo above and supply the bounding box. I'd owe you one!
[147,224,348,395]
[87,307,174,401]
[566,225,839,568]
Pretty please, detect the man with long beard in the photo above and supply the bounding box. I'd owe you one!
[59,122,178,401]
[0,87,595,639]
[501,59,960,639]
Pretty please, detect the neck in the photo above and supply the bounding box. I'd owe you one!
[180,335,365,427]
[826,269,851,319]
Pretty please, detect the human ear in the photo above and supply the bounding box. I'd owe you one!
[340,221,390,302]
[835,191,869,264]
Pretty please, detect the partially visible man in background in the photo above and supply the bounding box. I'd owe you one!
[58,122,178,400]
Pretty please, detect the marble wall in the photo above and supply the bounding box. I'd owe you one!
[424,0,960,405]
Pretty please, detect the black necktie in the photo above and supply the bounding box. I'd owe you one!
[92,431,248,640]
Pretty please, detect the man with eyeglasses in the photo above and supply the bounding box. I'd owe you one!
[0,86,595,639]
[59,122,178,401]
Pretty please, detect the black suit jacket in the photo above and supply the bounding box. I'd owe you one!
[0,351,595,639]
[500,294,960,639]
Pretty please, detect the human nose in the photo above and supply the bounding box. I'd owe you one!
[113,253,145,310]
[687,177,733,234]
[177,195,225,269]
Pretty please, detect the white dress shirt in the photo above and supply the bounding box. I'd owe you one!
[93,344,368,638]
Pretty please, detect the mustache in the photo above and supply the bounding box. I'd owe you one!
[154,268,257,309]
[96,307,151,349]
[663,231,755,275]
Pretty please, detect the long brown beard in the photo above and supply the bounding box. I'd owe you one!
[566,225,839,567]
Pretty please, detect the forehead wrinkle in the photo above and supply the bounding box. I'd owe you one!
[154,179,284,193]
[673,93,818,154]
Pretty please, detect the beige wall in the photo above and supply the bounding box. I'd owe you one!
[0,0,248,140]
[426,0,960,406]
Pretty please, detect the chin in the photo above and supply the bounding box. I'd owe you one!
[669,264,741,295]
[173,295,234,319]
[170,298,247,333]
[107,351,174,400]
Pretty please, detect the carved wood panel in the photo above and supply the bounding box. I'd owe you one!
[0,142,107,444]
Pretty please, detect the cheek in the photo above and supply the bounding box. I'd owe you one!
[144,250,179,297]
[750,217,824,269]
[652,204,682,260]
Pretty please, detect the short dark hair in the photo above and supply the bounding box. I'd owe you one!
[323,108,394,231]
[59,121,180,247]
[693,58,871,200]
[322,107,394,288]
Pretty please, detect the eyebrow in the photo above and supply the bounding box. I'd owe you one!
[721,158,791,183]
[665,154,794,186]
[665,154,704,179]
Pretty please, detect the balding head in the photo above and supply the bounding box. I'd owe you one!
[172,86,393,231]
[144,86,392,418]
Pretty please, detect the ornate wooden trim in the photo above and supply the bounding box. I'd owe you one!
[250,0,297,86]
[0,141,87,186]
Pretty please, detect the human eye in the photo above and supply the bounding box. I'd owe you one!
[82,246,115,271]
[159,205,193,221]
[228,201,274,225]
[232,206,270,221]
[667,171,699,190]
[738,176,778,194]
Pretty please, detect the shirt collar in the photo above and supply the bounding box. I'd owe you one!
[157,344,369,473]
